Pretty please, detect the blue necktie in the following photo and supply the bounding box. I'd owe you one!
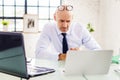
[61,33,68,53]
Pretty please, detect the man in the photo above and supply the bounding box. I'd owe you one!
[35,5,101,61]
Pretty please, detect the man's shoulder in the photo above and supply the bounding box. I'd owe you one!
[71,22,84,30]
[70,22,88,35]
[44,22,56,27]
[42,22,57,34]
[72,22,84,27]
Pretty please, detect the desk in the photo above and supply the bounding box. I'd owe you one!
[0,59,119,80]
[85,64,120,80]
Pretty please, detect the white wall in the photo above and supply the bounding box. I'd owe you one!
[99,0,120,55]
[23,33,40,58]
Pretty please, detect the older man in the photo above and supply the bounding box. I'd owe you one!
[35,5,101,61]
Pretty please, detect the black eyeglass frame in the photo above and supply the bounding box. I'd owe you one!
[57,5,73,11]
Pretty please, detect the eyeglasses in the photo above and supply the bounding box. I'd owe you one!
[57,5,73,11]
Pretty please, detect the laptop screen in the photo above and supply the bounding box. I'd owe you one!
[0,32,29,78]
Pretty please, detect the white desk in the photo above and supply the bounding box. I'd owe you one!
[85,64,120,80]
[0,59,119,80]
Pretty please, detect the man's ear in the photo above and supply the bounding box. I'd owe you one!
[54,13,56,21]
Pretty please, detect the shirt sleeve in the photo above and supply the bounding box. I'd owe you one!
[35,23,59,61]
[81,25,101,50]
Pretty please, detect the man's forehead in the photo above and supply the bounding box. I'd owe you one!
[57,10,70,13]
[56,10,72,17]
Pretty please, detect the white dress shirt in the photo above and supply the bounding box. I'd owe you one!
[35,22,101,60]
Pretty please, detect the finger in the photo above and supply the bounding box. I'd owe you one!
[70,48,74,50]
[70,48,80,50]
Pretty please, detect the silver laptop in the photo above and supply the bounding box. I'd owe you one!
[64,50,113,75]
[0,32,55,79]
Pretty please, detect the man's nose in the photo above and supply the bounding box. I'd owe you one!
[63,22,68,27]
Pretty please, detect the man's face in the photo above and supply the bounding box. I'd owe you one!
[54,11,73,33]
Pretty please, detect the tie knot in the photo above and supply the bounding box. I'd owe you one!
[61,33,66,37]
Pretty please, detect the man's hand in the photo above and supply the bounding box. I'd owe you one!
[58,48,80,61]
[58,53,66,61]
[70,48,80,50]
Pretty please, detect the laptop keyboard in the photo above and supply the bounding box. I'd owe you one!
[27,64,55,75]
[30,66,53,72]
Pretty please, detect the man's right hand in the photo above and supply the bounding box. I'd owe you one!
[58,53,66,61]
[58,48,80,61]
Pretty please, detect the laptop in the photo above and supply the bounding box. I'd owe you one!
[0,32,55,79]
[64,50,113,75]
